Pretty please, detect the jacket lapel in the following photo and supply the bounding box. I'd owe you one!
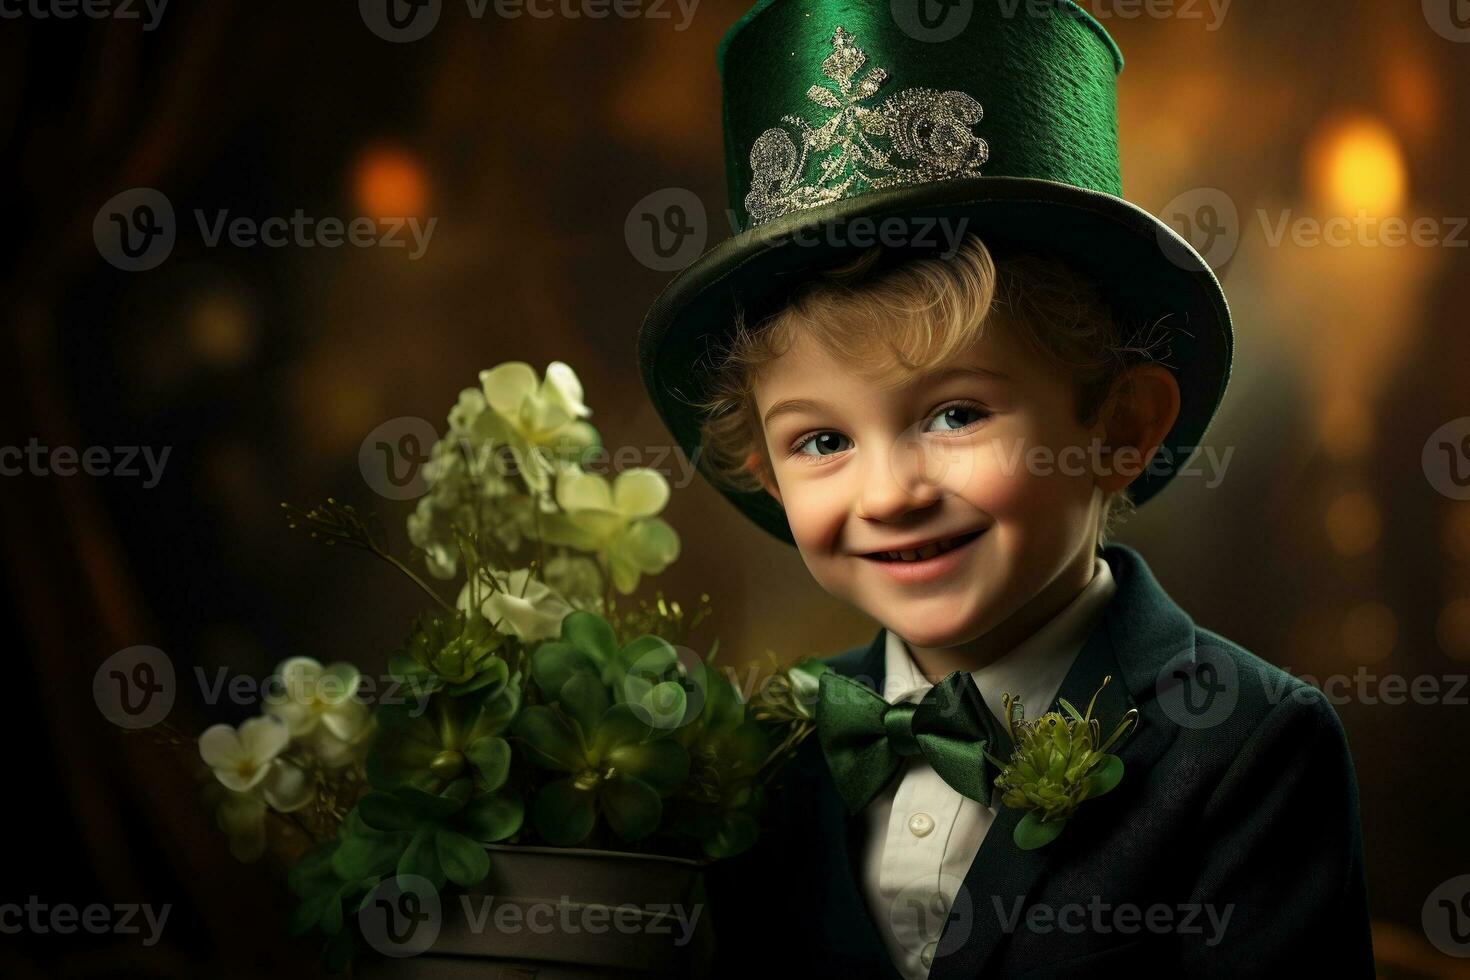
[927,543,1194,980]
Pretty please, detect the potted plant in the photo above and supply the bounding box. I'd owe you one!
[176,361,822,975]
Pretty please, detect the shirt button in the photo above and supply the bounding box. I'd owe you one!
[921,941,938,968]
[908,812,935,837]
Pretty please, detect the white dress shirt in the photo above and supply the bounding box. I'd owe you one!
[860,555,1117,978]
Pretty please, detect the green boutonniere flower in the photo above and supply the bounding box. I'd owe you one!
[984,676,1139,851]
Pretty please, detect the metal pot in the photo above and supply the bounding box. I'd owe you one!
[354,843,714,979]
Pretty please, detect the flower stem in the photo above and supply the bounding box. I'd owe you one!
[382,552,454,612]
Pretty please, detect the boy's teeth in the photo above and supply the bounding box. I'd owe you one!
[884,538,952,562]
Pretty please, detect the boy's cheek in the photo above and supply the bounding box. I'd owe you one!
[965,434,1095,512]
[956,445,1045,515]
[783,494,848,555]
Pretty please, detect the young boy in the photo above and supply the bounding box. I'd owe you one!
[637,2,1372,977]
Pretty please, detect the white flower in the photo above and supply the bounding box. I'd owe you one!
[407,479,536,580]
[259,757,314,812]
[543,553,605,609]
[199,716,291,792]
[201,759,311,861]
[423,428,514,505]
[447,386,488,435]
[410,431,541,579]
[476,361,599,495]
[458,567,573,642]
[542,468,680,594]
[306,716,375,769]
[198,713,319,863]
[264,657,372,744]
[407,495,462,579]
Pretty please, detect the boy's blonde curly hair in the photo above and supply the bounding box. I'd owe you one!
[692,234,1173,551]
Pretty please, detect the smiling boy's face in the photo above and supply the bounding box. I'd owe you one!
[752,320,1115,654]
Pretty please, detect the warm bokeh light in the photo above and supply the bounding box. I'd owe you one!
[1341,600,1397,664]
[1437,597,1470,662]
[290,357,383,457]
[1325,489,1381,556]
[188,291,255,367]
[1383,50,1440,148]
[1304,113,1408,217]
[352,145,430,220]
[610,28,722,159]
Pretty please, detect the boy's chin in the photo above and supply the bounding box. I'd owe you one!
[883,612,988,651]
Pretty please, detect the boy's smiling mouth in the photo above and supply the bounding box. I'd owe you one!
[857,528,986,564]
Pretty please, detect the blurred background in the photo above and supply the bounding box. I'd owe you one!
[3,0,1469,975]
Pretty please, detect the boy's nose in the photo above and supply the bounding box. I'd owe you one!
[853,436,952,522]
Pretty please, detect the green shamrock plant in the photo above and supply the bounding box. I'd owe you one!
[367,673,520,796]
[287,821,383,973]
[512,672,689,845]
[352,779,524,891]
[668,660,770,858]
[389,609,508,697]
[531,609,688,729]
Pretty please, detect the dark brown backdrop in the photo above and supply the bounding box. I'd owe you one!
[3,1,1469,976]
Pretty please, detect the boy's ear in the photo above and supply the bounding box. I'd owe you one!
[1093,363,1181,495]
[744,450,783,505]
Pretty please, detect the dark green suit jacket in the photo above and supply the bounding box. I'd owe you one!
[703,542,1373,978]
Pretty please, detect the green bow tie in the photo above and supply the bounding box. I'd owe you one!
[817,669,1009,814]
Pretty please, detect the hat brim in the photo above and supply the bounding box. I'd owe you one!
[638,176,1234,547]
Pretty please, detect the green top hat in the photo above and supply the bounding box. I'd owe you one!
[637,0,1233,547]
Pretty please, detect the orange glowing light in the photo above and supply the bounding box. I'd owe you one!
[189,292,254,367]
[1437,598,1470,661]
[353,146,429,220]
[1384,52,1439,146]
[1303,114,1408,216]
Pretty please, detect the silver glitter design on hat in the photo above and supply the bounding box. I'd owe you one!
[745,25,990,225]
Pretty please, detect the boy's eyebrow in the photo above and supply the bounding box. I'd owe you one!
[761,365,1010,429]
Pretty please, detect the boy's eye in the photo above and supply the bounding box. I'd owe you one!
[791,431,852,458]
[787,401,991,459]
[925,402,991,433]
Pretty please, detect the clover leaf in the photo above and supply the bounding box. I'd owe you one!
[367,675,520,796]
[512,675,689,845]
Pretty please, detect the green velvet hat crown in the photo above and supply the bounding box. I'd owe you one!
[637,0,1233,547]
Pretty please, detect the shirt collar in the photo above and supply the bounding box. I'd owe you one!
[882,554,1117,720]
